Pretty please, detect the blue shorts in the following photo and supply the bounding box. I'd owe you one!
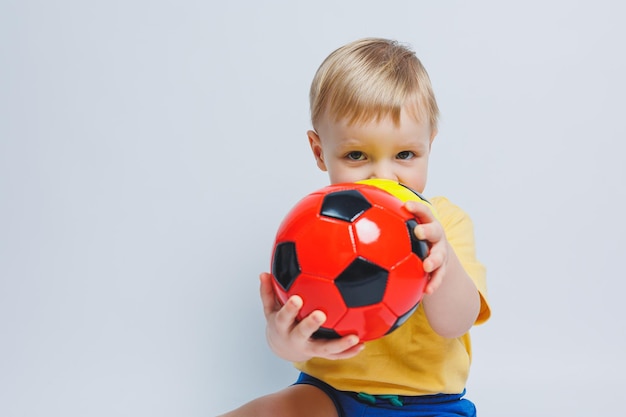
[294,373,476,417]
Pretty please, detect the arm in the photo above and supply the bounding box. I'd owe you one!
[259,272,365,362]
[404,201,481,338]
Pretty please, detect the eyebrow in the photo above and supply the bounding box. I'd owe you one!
[402,140,429,150]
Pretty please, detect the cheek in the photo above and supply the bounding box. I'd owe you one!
[399,167,428,193]
[398,177,424,192]
[327,164,362,184]
[329,172,357,185]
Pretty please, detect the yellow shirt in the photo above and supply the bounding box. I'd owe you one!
[294,196,491,396]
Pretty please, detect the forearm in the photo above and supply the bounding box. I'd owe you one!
[422,244,480,338]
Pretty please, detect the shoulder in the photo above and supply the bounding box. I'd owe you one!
[429,196,463,215]
[428,195,478,251]
[428,196,474,235]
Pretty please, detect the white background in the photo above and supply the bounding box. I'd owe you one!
[1,1,625,416]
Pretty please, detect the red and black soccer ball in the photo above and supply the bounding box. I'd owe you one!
[270,179,432,341]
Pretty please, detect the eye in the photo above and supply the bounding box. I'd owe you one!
[346,151,366,161]
[396,151,415,160]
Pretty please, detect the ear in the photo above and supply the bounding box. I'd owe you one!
[307,130,328,171]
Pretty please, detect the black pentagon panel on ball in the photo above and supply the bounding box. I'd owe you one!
[272,241,301,291]
[386,303,420,335]
[320,190,372,222]
[406,219,428,260]
[311,327,342,339]
[335,257,388,307]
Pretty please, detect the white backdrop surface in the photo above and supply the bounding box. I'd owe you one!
[1,1,625,416]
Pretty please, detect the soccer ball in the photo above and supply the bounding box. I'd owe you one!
[270,178,433,341]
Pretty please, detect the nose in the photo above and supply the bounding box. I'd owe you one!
[368,162,397,182]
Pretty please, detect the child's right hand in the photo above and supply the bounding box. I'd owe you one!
[259,272,365,362]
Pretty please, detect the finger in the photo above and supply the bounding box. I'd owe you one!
[319,341,365,361]
[310,334,361,359]
[414,222,443,244]
[294,309,327,339]
[259,273,280,317]
[274,295,303,330]
[404,200,435,223]
[327,342,365,360]
[424,267,444,294]
[328,342,365,360]
[423,248,445,273]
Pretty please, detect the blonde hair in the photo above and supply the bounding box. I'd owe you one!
[310,38,439,130]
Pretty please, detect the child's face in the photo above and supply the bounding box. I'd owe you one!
[308,109,435,194]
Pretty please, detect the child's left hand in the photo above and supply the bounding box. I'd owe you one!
[403,200,448,295]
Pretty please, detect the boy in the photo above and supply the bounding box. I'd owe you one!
[220,38,491,417]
